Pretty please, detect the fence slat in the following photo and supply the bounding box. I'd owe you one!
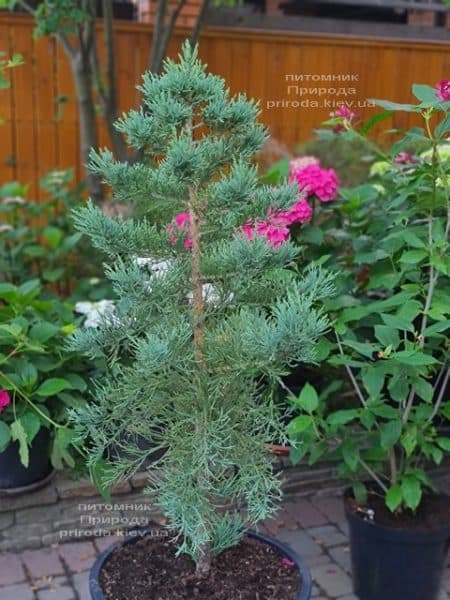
[0,15,449,200]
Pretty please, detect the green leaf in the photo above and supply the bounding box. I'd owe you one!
[0,421,11,452]
[10,420,29,467]
[393,351,437,367]
[287,415,313,433]
[423,320,450,337]
[327,409,359,426]
[29,321,60,344]
[412,378,434,403]
[35,378,73,397]
[18,279,40,297]
[65,373,87,393]
[16,361,38,387]
[90,458,113,501]
[435,114,450,138]
[362,367,385,398]
[399,250,427,265]
[369,99,418,113]
[294,383,319,414]
[401,476,422,511]
[341,440,359,472]
[386,484,402,512]
[412,84,439,105]
[374,325,400,349]
[401,230,426,249]
[341,339,376,358]
[401,426,417,457]
[380,420,402,450]
[20,412,41,444]
[436,437,450,452]
[42,226,63,249]
[352,481,367,504]
[380,313,414,332]
[359,111,393,136]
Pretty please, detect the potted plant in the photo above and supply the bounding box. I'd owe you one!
[0,279,89,491]
[287,83,450,600]
[68,42,335,599]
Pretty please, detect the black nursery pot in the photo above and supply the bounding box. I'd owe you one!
[0,427,53,492]
[89,529,312,600]
[345,500,450,600]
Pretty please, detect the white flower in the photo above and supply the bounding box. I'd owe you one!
[187,284,234,306]
[75,300,117,328]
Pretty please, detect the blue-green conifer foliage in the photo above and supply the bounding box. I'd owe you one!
[69,42,334,571]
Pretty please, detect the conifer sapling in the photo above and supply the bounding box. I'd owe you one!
[69,42,334,576]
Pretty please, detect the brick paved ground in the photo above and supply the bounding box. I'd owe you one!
[0,492,448,600]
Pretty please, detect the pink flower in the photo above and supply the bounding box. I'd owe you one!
[394,152,417,165]
[436,80,450,102]
[265,223,290,247]
[293,163,340,203]
[174,212,191,229]
[331,104,356,122]
[0,390,11,413]
[281,199,313,225]
[242,221,255,241]
[289,156,320,181]
[167,212,192,247]
[282,558,294,568]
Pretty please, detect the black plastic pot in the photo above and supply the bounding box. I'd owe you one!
[0,427,53,492]
[89,528,312,600]
[345,499,450,600]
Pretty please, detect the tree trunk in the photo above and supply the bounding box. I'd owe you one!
[195,541,212,578]
[71,53,104,203]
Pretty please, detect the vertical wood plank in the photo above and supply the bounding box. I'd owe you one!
[10,21,38,197]
[0,21,15,184]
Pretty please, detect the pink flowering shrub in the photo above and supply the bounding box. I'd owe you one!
[436,80,450,102]
[167,212,193,248]
[0,390,10,413]
[290,163,340,203]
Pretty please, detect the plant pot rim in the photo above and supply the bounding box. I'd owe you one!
[344,487,450,543]
[0,468,55,496]
[89,527,312,600]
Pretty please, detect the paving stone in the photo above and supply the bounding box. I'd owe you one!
[308,553,335,567]
[130,472,149,489]
[270,505,302,532]
[0,486,58,513]
[37,586,75,600]
[94,535,123,553]
[311,562,353,598]
[277,530,323,558]
[22,547,64,578]
[0,582,35,600]
[0,513,14,530]
[0,552,27,585]
[289,497,329,528]
[58,541,96,573]
[307,525,347,547]
[16,506,60,526]
[312,496,345,524]
[72,571,90,600]
[30,575,68,591]
[328,545,352,573]
[337,595,358,600]
[336,520,349,536]
[311,583,321,596]
[55,478,98,500]
[8,536,42,551]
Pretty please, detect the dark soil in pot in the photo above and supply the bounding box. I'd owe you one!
[346,488,450,529]
[96,532,304,599]
[344,488,450,600]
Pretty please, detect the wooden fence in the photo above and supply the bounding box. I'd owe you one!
[0,14,449,198]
